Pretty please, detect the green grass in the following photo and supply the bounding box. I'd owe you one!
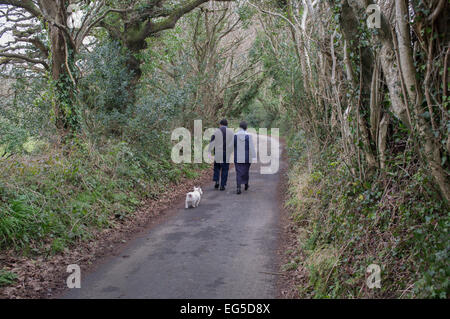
[22,137,48,153]
[0,136,206,256]
[0,270,18,287]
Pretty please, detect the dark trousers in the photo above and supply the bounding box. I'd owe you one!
[235,163,251,186]
[213,162,230,187]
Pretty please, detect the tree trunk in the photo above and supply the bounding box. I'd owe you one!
[40,0,77,130]
[394,0,449,202]
[340,0,378,171]
[395,0,417,103]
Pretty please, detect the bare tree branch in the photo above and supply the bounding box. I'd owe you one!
[0,52,48,68]
[0,0,41,18]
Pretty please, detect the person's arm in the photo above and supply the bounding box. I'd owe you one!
[208,132,216,154]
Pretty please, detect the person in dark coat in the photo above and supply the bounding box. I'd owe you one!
[208,119,234,191]
[234,121,256,194]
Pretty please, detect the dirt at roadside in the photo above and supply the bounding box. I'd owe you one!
[0,168,212,299]
[275,139,307,299]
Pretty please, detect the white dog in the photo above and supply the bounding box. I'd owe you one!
[185,187,203,209]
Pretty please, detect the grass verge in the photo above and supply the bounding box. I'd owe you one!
[282,135,449,298]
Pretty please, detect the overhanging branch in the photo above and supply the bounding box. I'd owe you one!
[0,52,49,69]
[137,0,234,43]
[0,0,41,18]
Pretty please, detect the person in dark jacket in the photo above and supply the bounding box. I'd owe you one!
[234,121,256,194]
[208,119,234,191]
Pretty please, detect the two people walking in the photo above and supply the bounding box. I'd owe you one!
[209,119,256,194]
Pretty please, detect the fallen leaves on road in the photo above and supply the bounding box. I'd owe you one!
[0,168,211,299]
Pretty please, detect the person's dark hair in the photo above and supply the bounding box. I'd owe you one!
[219,119,228,126]
[239,121,248,130]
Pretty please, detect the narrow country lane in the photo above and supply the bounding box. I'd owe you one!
[62,135,282,299]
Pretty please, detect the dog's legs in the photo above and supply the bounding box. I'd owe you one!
[185,200,189,209]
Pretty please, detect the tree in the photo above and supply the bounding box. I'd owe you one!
[0,0,125,129]
[0,0,236,129]
[252,0,449,201]
[98,0,235,95]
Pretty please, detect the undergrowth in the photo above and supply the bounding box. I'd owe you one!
[284,132,449,299]
[0,136,207,256]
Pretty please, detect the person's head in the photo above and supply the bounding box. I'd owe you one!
[219,119,228,127]
[239,121,248,131]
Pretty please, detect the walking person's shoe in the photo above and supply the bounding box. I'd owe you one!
[220,186,226,191]
[244,184,249,191]
[237,186,242,195]
[215,182,220,189]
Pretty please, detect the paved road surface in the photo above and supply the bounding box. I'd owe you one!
[63,135,281,299]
